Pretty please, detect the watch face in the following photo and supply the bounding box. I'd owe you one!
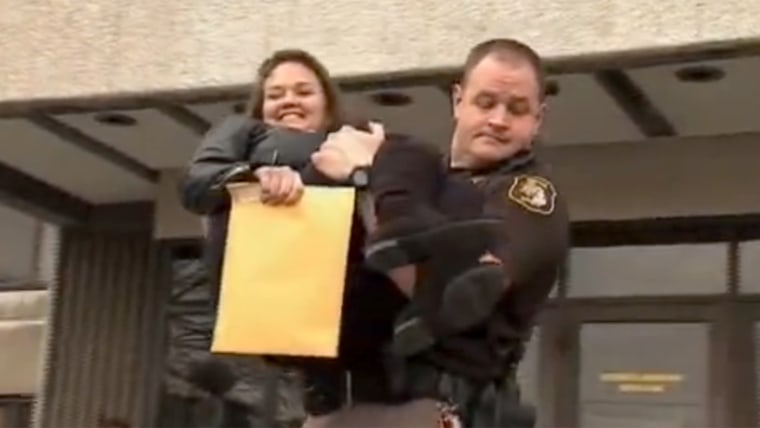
[352,169,369,187]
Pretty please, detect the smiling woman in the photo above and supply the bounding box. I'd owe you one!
[178,48,383,428]
[245,49,345,133]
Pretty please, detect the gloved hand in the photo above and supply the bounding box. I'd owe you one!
[211,163,252,191]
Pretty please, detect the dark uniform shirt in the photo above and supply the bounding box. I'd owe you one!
[431,150,570,381]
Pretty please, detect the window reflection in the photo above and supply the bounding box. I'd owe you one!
[568,244,727,297]
[517,328,539,404]
[0,398,32,428]
[516,327,543,426]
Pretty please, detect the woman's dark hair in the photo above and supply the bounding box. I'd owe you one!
[246,49,344,132]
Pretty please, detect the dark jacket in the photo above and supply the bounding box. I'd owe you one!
[431,151,570,380]
[178,115,405,368]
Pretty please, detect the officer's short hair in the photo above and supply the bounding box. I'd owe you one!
[461,38,547,99]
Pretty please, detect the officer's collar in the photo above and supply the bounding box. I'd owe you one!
[446,149,536,176]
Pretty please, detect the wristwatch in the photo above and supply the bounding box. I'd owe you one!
[348,166,371,189]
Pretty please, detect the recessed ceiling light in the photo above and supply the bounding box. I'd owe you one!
[370,91,413,107]
[232,102,246,114]
[545,80,560,97]
[94,112,137,127]
[675,65,725,83]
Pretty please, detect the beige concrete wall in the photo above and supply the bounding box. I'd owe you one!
[3,0,760,103]
[541,132,760,221]
[0,290,49,395]
[153,132,760,239]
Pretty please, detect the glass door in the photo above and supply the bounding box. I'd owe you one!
[578,323,709,428]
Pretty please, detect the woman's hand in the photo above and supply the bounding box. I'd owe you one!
[311,122,385,181]
[253,166,304,205]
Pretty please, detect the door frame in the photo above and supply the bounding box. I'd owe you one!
[536,214,760,427]
[538,299,732,427]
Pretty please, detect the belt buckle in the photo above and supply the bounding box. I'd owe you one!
[436,401,464,428]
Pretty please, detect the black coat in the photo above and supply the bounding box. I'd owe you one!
[178,115,405,369]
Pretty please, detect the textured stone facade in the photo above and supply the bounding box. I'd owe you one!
[2,0,760,102]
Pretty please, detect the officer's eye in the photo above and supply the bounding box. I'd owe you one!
[508,99,530,116]
[474,93,498,110]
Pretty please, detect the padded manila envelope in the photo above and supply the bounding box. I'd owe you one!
[211,183,355,357]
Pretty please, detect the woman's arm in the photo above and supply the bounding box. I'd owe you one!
[179,115,268,214]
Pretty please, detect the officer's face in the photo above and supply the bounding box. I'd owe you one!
[451,55,544,167]
[262,62,328,132]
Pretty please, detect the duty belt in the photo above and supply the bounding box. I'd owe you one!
[304,368,403,416]
[389,361,535,427]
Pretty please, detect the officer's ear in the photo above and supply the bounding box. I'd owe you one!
[537,101,548,127]
[451,83,463,119]
[536,101,547,126]
[451,83,463,107]
[531,102,547,143]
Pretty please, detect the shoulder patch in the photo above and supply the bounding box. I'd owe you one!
[508,175,557,215]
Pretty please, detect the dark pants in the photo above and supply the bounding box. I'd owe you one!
[301,367,535,428]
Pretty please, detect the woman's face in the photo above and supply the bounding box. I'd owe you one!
[261,61,328,132]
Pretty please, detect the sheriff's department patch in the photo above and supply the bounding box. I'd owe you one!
[508,175,557,215]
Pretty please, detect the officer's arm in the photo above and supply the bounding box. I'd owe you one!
[179,115,268,214]
[299,162,337,186]
[483,174,569,303]
[298,126,393,188]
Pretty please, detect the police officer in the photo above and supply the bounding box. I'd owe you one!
[407,38,567,427]
[319,38,569,427]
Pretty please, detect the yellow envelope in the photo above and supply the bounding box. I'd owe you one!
[211,183,355,357]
